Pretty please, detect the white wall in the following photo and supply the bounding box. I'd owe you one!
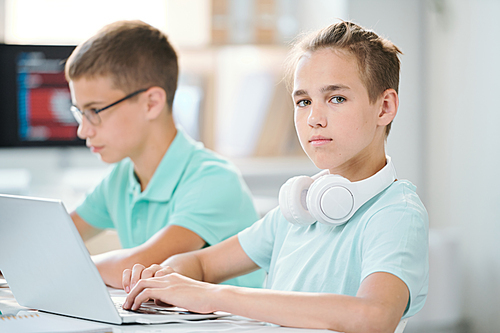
[296,0,348,33]
[425,0,500,332]
[3,0,168,45]
[0,147,109,211]
[0,0,4,42]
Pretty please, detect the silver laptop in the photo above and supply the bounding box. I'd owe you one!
[0,194,226,324]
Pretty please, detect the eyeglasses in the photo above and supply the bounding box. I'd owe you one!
[70,88,148,126]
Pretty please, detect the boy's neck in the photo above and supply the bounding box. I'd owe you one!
[330,148,387,183]
[132,116,177,192]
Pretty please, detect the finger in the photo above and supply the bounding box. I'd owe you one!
[154,265,175,277]
[142,264,163,279]
[131,288,160,311]
[155,299,174,307]
[130,263,146,290]
[122,269,132,293]
[123,279,171,310]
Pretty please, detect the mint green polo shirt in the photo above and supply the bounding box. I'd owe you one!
[239,180,429,317]
[76,128,264,288]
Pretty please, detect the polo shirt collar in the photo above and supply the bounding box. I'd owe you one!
[127,127,198,202]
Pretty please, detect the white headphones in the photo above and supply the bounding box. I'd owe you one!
[278,156,397,227]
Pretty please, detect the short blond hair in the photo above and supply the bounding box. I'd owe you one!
[286,21,402,136]
[65,20,178,110]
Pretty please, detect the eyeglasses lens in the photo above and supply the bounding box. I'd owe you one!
[70,106,83,124]
[70,107,101,126]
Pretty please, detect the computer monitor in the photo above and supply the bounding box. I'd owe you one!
[0,44,84,147]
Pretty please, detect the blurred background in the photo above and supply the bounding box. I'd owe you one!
[0,0,499,332]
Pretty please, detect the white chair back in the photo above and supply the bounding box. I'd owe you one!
[394,318,408,333]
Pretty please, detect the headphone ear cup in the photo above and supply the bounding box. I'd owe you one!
[307,175,355,226]
[279,176,316,226]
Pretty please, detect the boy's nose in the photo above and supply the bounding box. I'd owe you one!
[307,105,327,128]
[76,117,95,139]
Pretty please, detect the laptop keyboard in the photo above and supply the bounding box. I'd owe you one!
[113,299,137,316]
[112,299,198,316]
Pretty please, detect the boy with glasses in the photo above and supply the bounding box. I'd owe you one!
[65,20,263,289]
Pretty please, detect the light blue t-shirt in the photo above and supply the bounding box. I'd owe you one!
[238,180,429,317]
[77,128,265,288]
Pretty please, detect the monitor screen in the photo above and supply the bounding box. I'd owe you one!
[0,44,84,147]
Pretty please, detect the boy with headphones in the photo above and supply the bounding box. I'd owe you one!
[121,21,429,333]
[65,21,264,289]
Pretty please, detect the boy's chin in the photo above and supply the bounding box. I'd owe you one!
[310,159,332,172]
[307,153,333,171]
[93,152,121,164]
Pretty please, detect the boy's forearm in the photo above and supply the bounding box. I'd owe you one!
[71,211,102,242]
[211,286,398,333]
[93,250,201,288]
[161,252,205,281]
[93,249,136,288]
[164,235,260,284]
[94,248,164,288]
[162,235,257,284]
[94,225,207,288]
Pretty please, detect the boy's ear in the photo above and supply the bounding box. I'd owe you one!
[144,87,167,120]
[377,88,398,126]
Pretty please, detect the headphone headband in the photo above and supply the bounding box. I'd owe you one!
[279,156,397,227]
[307,156,396,226]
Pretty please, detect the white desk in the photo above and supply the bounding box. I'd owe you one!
[0,282,330,333]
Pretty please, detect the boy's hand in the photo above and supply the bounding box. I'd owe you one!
[122,264,172,293]
[122,272,219,314]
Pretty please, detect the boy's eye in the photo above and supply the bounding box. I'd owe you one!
[330,96,346,104]
[297,100,311,107]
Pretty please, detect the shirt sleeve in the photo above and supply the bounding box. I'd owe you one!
[168,161,259,246]
[361,186,429,317]
[75,167,117,230]
[238,206,281,273]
